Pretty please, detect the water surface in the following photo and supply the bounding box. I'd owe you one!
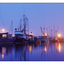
[0,42,64,61]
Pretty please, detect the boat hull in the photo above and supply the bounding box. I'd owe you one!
[14,37,29,45]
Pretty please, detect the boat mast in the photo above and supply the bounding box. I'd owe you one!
[53,26,55,37]
[46,28,48,39]
[43,26,45,38]
[11,20,13,35]
[20,19,22,31]
[51,29,52,37]
[23,15,26,34]
[26,17,29,35]
[56,31,57,38]
[9,20,13,35]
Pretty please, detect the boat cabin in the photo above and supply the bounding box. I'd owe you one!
[15,31,23,37]
[0,32,8,38]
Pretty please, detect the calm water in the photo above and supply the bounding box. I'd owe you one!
[0,42,64,61]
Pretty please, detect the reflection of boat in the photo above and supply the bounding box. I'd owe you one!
[36,40,41,44]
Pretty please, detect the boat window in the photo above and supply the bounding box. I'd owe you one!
[2,34,7,37]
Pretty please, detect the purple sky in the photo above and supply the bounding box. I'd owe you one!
[0,3,64,37]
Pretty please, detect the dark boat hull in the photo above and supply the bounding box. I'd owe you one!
[0,38,15,45]
[14,37,29,45]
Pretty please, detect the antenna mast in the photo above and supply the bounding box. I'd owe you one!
[20,19,22,31]
[9,20,13,35]
[23,15,26,34]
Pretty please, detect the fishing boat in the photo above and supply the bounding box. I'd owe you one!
[49,36,58,42]
[14,31,29,45]
[0,32,15,45]
[52,37,58,42]
[39,27,50,43]
[14,15,29,45]
[38,36,49,43]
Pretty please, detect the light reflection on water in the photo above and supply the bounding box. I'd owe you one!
[0,42,64,61]
[58,43,61,52]
[29,46,32,52]
[44,46,46,51]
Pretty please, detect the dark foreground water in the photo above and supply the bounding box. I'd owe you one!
[0,42,64,61]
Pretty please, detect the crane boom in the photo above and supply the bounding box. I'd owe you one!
[40,26,45,38]
[40,26,44,35]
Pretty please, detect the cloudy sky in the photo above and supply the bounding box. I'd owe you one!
[0,3,64,37]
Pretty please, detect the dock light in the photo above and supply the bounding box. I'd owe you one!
[2,29,5,32]
[57,34,61,37]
